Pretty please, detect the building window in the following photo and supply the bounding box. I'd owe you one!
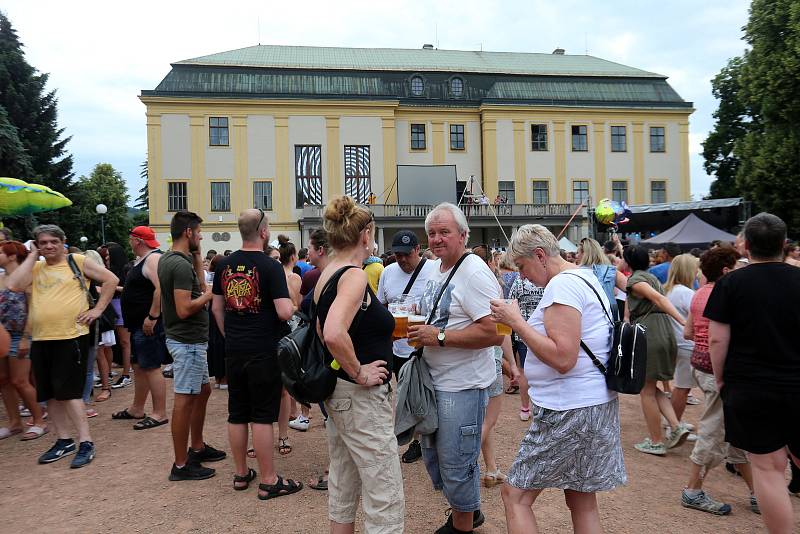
[611,181,628,203]
[411,124,426,150]
[610,126,627,152]
[210,182,231,212]
[344,145,371,203]
[167,182,187,212]
[410,76,424,96]
[209,117,229,146]
[571,125,588,151]
[531,124,548,151]
[572,181,590,205]
[498,181,515,204]
[295,145,322,208]
[651,181,667,203]
[450,124,465,150]
[650,126,666,152]
[532,180,549,204]
[253,181,272,211]
[450,77,463,97]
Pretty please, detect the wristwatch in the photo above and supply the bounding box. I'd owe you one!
[437,328,446,347]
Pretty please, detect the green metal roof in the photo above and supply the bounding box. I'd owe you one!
[175,45,664,79]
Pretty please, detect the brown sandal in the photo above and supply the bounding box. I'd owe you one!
[96,388,111,402]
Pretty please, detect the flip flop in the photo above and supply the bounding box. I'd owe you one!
[112,409,145,420]
[247,448,257,458]
[133,416,169,430]
[21,425,49,441]
[0,427,23,440]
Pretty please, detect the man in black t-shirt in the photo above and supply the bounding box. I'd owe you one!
[704,212,800,532]
[211,209,302,499]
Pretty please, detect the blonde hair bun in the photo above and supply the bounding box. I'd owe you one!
[323,195,356,225]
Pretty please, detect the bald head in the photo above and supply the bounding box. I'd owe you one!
[238,209,268,242]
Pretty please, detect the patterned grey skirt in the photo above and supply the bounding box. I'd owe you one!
[506,398,627,493]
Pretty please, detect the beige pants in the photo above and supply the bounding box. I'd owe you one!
[690,369,748,469]
[325,379,405,533]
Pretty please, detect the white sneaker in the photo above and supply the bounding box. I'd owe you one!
[289,416,309,431]
[111,376,132,389]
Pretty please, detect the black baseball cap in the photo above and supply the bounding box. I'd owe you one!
[391,230,419,254]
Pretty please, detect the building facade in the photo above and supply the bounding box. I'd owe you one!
[141,45,693,251]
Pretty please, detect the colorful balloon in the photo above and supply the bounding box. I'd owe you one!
[0,177,72,216]
[594,198,616,225]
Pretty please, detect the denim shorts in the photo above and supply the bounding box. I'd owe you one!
[131,323,168,370]
[7,332,28,359]
[487,355,503,398]
[165,339,209,394]
[421,387,488,512]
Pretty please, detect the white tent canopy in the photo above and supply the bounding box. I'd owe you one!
[559,236,578,253]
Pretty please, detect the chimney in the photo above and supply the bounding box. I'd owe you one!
[552,48,565,55]
[422,44,434,50]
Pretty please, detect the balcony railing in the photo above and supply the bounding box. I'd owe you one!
[302,203,583,219]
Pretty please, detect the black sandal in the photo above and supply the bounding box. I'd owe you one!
[257,475,302,500]
[133,416,169,430]
[277,437,291,455]
[233,468,257,491]
[112,409,145,420]
[309,474,328,491]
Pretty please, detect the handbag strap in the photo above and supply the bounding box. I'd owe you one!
[562,272,609,375]
[425,253,470,325]
[67,254,95,307]
[401,257,427,295]
[312,265,369,332]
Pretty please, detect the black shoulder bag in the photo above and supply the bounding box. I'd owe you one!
[277,265,368,405]
[67,254,118,340]
[565,272,648,394]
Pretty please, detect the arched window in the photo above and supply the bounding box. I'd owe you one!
[450,77,464,97]
[410,76,424,96]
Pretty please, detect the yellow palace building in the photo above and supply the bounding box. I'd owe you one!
[140,44,693,250]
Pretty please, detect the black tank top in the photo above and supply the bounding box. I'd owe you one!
[315,266,393,384]
[121,250,161,329]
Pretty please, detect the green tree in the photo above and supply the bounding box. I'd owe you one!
[135,159,148,210]
[73,163,130,248]
[702,57,747,199]
[704,0,800,228]
[0,11,79,240]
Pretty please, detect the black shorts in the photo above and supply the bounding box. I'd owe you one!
[393,354,412,379]
[31,335,90,402]
[226,353,282,425]
[130,323,168,370]
[722,384,800,456]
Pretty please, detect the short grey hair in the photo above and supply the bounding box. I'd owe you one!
[425,202,470,241]
[508,224,560,261]
[33,224,66,243]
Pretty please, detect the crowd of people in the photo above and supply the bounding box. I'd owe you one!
[0,201,798,533]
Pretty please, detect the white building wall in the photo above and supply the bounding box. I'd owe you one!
[247,115,276,179]
[395,120,434,165]
[205,140,234,179]
[161,114,191,179]
[443,121,482,184]
[495,120,514,188]
[524,120,556,204]
[644,121,682,202]
[565,122,595,202]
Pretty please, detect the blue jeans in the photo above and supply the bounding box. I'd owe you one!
[421,388,488,512]
[82,344,97,403]
[166,339,209,395]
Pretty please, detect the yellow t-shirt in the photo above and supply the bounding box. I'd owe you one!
[30,254,90,341]
[363,262,384,294]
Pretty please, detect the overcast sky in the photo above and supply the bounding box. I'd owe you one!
[5,0,750,203]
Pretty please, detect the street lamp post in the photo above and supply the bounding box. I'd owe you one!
[95,204,107,244]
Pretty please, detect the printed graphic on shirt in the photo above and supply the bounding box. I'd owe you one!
[420,279,455,329]
[221,264,262,313]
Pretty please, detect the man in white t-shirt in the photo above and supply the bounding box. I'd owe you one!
[408,203,502,534]
[377,230,437,463]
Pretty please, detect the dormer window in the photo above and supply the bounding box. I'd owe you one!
[411,76,424,96]
[450,77,464,97]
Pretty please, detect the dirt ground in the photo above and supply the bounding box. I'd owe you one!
[0,378,797,534]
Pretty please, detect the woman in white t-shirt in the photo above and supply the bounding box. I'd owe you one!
[491,224,626,534]
[664,254,697,422]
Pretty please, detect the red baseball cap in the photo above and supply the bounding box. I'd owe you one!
[130,226,160,248]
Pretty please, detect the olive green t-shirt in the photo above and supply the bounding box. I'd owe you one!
[157,251,208,344]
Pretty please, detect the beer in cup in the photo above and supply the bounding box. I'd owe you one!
[495,298,514,336]
[407,315,427,348]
